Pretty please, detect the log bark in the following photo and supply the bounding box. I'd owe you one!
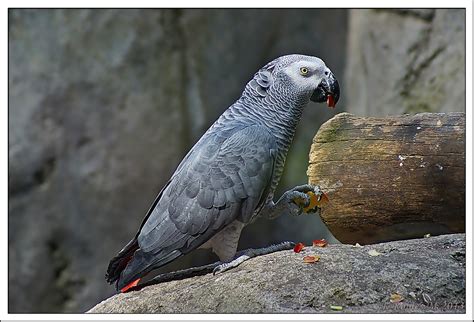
[307,112,465,245]
[88,234,466,314]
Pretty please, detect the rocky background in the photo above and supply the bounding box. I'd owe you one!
[345,9,465,116]
[8,8,465,313]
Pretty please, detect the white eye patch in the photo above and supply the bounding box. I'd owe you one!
[283,61,325,88]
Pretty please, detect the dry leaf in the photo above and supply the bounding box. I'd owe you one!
[330,305,343,311]
[293,242,305,253]
[390,293,404,303]
[368,249,381,257]
[312,239,328,247]
[303,255,320,263]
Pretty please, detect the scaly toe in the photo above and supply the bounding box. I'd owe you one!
[213,255,250,275]
[212,263,232,275]
[289,191,311,208]
[291,184,316,193]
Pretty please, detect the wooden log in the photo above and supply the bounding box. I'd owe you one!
[307,112,465,244]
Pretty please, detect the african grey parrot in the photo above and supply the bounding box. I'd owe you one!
[106,54,340,292]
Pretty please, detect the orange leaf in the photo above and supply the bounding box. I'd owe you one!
[295,191,330,213]
[304,191,330,212]
[293,242,305,253]
[317,191,330,206]
[312,239,328,247]
[302,191,317,212]
[303,255,320,263]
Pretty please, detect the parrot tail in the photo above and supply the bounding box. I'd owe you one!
[105,237,139,285]
[116,249,183,291]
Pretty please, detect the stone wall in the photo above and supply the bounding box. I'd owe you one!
[344,9,465,116]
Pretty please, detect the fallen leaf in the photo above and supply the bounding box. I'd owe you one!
[409,291,416,299]
[330,305,343,311]
[312,239,328,247]
[390,293,404,303]
[293,242,305,253]
[368,249,381,257]
[303,255,320,263]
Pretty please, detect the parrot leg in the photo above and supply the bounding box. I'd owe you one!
[261,184,323,220]
[132,262,221,290]
[212,241,295,275]
[131,242,295,290]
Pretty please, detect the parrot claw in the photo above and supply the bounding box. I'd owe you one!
[213,255,251,275]
[260,184,327,219]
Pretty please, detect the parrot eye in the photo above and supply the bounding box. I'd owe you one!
[299,67,309,76]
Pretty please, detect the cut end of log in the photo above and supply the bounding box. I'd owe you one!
[308,112,465,244]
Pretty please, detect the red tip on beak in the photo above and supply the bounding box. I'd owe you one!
[327,94,336,108]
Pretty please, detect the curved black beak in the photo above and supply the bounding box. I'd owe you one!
[310,72,340,108]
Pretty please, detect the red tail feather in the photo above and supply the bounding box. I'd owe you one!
[120,278,141,293]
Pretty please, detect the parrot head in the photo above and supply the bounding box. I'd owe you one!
[246,54,340,109]
[267,54,340,109]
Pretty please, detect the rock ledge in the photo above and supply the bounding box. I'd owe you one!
[88,234,466,314]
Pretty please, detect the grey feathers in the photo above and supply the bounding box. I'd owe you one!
[137,125,276,254]
[249,67,274,97]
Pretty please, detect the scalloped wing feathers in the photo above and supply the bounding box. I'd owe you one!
[137,125,276,255]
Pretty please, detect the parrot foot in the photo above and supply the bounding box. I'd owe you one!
[271,184,324,217]
[261,184,325,220]
[287,184,324,205]
[212,241,295,275]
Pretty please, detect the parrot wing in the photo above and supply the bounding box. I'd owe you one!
[112,125,277,289]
